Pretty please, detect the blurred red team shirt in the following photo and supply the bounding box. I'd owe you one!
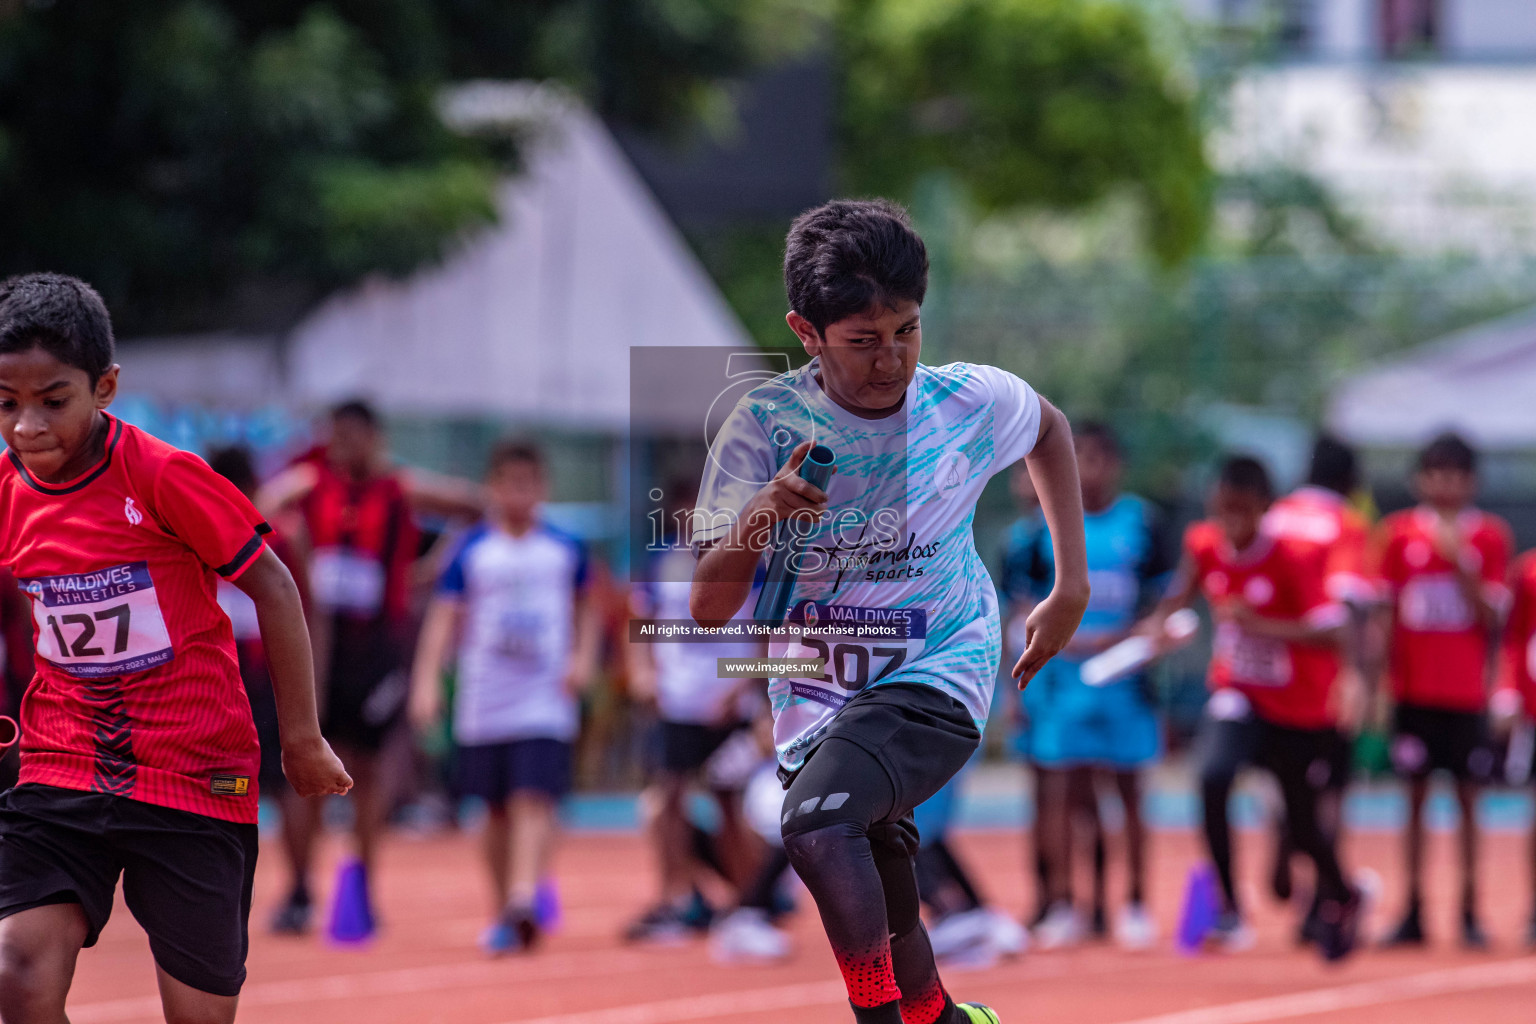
[1498,550,1536,714]
[1373,507,1512,713]
[1263,485,1374,605]
[1184,521,1346,730]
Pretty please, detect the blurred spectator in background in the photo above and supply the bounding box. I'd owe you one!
[258,399,482,937]
[1005,423,1169,951]
[208,446,314,926]
[411,440,599,956]
[1261,436,1372,943]
[625,477,764,944]
[1494,539,1536,948]
[1374,433,1511,951]
[913,772,1028,967]
[1145,456,1362,961]
[998,460,1064,929]
[710,714,796,965]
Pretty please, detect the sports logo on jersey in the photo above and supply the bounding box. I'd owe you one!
[934,451,971,494]
[124,497,142,526]
[210,775,250,796]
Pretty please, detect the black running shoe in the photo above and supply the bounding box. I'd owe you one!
[1461,909,1490,952]
[1380,905,1425,948]
[1271,851,1294,903]
[270,890,312,936]
[623,904,691,944]
[1297,898,1324,948]
[1314,891,1362,963]
[512,905,540,950]
[679,889,715,933]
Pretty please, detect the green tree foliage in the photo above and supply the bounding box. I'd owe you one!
[0,0,807,332]
[840,0,1211,264]
[0,2,495,331]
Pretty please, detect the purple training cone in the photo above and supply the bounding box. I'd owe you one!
[326,858,376,945]
[1175,863,1219,955]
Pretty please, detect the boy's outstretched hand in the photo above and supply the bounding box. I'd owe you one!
[1012,586,1090,689]
[282,735,353,797]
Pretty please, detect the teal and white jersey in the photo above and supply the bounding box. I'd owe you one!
[695,358,1042,771]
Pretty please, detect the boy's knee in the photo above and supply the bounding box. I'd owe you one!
[781,820,831,867]
[782,817,862,874]
[0,930,72,1012]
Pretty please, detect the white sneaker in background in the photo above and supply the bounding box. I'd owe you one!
[938,937,1001,971]
[984,908,1029,956]
[1113,902,1158,951]
[709,908,792,964]
[1032,902,1085,950]
[929,908,995,960]
[1209,911,1257,953]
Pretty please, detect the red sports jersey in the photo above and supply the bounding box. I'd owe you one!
[300,463,417,629]
[1496,550,1536,714]
[1373,507,1511,712]
[0,415,268,822]
[1264,486,1374,605]
[1184,521,1346,729]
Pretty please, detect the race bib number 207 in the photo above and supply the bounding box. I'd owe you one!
[22,562,175,678]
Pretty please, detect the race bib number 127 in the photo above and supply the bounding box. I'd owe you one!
[22,562,175,678]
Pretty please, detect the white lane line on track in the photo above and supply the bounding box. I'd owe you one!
[489,957,1189,1024]
[67,949,680,1023]
[494,981,851,1024]
[495,957,1536,1024]
[67,941,1158,1023]
[74,947,1529,1024]
[1106,958,1536,1024]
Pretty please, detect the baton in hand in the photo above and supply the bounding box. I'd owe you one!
[753,445,836,627]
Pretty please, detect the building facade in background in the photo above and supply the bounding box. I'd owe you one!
[1192,0,1536,255]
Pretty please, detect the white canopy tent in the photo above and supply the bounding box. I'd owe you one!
[283,81,755,432]
[1327,305,1536,449]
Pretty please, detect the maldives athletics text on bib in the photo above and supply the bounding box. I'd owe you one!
[23,562,175,678]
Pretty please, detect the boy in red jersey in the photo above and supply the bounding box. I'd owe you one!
[1374,433,1511,950]
[1494,544,1536,947]
[1260,436,1371,938]
[258,400,481,934]
[1141,456,1362,961]
[0,274,351,1024]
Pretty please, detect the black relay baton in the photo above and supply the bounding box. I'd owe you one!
[753,445,836,627]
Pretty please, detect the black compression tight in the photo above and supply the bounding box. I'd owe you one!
[781,739,956,1024]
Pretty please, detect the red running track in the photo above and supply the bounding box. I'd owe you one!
[63,828,1536,1024]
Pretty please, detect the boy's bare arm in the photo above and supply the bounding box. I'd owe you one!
[410,596,462,730]
[233,547,352,796]
[253,462,319,520]
[399,466,487,520]
[1012,400,1090,686]
[692,441,828,628]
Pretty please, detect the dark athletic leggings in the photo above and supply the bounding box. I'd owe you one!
[1197,711,1350,914]
[780,739,954,1024]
